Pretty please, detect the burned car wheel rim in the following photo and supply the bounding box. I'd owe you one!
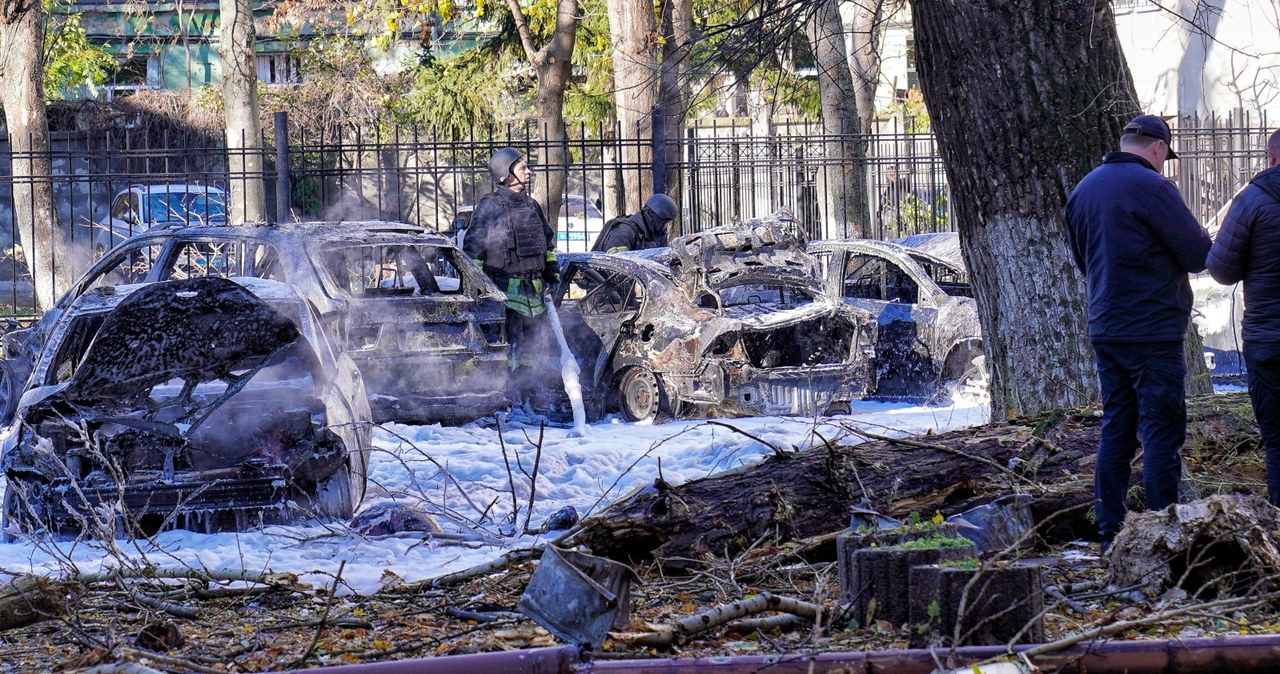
[619,366,661,422]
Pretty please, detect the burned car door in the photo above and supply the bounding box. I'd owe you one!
[555,262,643,392]
[837,251,942,399]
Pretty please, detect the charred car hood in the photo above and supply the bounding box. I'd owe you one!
[659,212,822,296]
[61,278,306,403]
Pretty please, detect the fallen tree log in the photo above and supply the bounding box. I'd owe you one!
[572,392,1261,569]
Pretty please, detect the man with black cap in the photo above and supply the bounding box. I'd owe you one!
[1207,128,1280,505]
[1065,114,1212,552]
[464,147,558,404]
[591,193,679,253]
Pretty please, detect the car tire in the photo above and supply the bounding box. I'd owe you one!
[617,366,670,423]
[309,467,357,521]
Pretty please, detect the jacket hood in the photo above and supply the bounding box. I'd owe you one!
[1250,164,1280,204]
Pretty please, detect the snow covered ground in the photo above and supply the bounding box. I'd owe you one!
[0,394,993,594]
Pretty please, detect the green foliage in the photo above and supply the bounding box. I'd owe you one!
[749,67,819,120]
[393,54,500,136]
[892,191,949,236]
[884,89,932,133]
[889,535,972,550]
[42,0,117,99]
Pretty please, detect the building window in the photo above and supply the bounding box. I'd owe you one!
[106,55,160,100]
[256,53,303,85]
[905,37,918,90]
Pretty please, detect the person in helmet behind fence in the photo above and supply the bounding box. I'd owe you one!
[591,193,678,253]
[464,147,558,402]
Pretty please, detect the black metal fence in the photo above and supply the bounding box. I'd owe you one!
[0,111,1270,316]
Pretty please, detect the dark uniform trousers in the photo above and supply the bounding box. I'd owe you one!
[1092,340,1186,542]
[1245,340,1280,506]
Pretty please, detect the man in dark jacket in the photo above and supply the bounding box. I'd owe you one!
[1065,114,1212,549]
[591,193,678,253]
[464,147,558,400]
[1206,129,1280,505]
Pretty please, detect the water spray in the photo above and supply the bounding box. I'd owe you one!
[543,296,588,436]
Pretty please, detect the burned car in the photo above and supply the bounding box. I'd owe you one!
[3,221,509,424]
[808,232,985,401]
[1,277,372,539]
[552,216,877,421]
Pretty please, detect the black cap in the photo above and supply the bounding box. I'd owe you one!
[1122,114,1178,159]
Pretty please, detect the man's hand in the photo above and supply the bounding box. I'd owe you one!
[542,264,560,286]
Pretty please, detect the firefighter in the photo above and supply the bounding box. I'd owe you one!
[464,147,558,402]
[590,193,678,253]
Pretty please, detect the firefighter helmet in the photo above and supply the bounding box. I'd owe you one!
[488,147,524,184]
[644,193,678,221]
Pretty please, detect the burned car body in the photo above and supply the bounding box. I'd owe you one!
[809,232,984,401]
[4,221,509,424]
[553,216,877,421]
[1,277,372,539]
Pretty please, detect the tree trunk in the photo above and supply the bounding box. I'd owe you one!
[608,0,660,214]
[906,0,1144,419]
[806,0,870,239]
[219,0,267,224]
[0,0,71,310]
[504,0,577,234]
[571,392,1259,568]
[657,0,692,234]
[843,0,884,138]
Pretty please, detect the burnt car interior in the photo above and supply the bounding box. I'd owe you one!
[842,255,920,304]
[322,244,465,297]
[4,278,358,538]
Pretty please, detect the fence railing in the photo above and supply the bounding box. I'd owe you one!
[0,111,1270,316]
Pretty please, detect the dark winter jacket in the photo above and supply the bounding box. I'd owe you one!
[591,210,667,253]
[1065,152,1212,343]
[463,185,556,316]
[1206,164,1280,343]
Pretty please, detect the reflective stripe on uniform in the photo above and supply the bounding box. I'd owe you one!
[504,277,546,317]
[607,245,629,253]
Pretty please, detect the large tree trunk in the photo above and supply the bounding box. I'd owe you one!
[906,0,1142,419]
[504,0,577,234]
[572,393,1258,568]
[843,0,884,138]
[609,0,660,214]
[219,0,267,224]
[0,0,71,310]
[806,0,870,239]
[657,0,692,235]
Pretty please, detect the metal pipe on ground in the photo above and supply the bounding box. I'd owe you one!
[298,634,1280,673]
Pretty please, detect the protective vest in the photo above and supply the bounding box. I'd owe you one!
[470,187,551,275]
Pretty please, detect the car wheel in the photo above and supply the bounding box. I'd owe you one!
[618,366,667,423]
[309,468,357,521]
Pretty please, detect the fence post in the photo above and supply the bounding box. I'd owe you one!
[652,107,666,195]
[274,111,291,224]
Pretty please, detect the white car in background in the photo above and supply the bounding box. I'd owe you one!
[91,184,228,254]
[556,195,605,253]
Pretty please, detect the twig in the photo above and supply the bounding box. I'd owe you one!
[288,560,346,669]
[129,587,201,619]
[1044,584,1087,615]
[705,420,787,456]
[522,424,545,535]
[499,430,521,532]
[262,617,372,632]
[628,592,822,648]
[82,663,168,674]
[117,648,227,674]
[393,547,541,591]
[444,606,526,623]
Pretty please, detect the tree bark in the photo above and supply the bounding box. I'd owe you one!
[906,0,1144,419]
[657,0,693,234]
[608,0,660,214]
[572,392,1259,569]
[504,0,577,235]
[806,0,870,238]
[0,0,72,310]
[218,0,267,224]
[843,0,884,139]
